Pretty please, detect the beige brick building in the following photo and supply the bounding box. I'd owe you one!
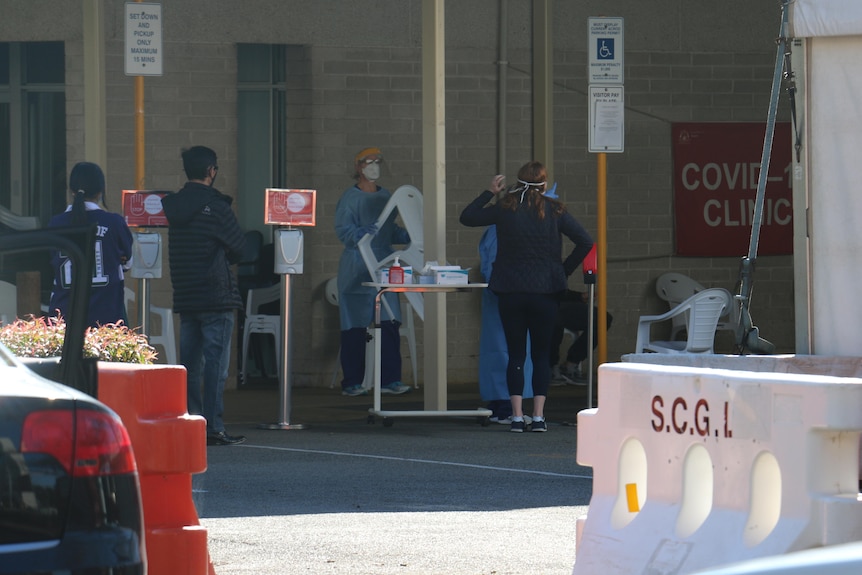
[0,1,793,388]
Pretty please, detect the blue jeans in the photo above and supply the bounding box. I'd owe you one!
[181,310,235,434]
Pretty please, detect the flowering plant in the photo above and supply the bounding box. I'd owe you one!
[0,315,156,364]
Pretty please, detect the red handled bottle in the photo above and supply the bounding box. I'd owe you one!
[389,257,404,284]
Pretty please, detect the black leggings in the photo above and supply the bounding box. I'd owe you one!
[497,292,558,397]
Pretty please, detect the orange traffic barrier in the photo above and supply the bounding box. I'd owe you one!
[98,363,212,575]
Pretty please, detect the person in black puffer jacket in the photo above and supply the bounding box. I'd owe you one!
[460,161,593,433]
[161,145,247,446]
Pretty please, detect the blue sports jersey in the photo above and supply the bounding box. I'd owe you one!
[48,204,134,328]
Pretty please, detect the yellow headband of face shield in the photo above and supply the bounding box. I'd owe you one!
[355,147,382,163]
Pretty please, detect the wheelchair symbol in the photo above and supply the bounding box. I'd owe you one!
[597,38,614,60]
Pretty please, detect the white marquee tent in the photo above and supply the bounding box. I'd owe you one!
[788,0,862,355]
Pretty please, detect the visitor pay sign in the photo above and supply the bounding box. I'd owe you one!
[589,86,624,153]
[125,2,163,76]
[588,17,624,85]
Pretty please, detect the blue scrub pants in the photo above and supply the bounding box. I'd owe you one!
[340,321,402,389]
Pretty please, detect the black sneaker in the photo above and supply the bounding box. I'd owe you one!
[207,431,247,446]
[531,419,548,433]
[510,419,525,433]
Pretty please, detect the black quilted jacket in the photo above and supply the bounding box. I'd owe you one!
[460,190,593,294]
[161,182,245,313]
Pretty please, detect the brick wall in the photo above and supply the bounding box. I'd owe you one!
[9,0,790,386]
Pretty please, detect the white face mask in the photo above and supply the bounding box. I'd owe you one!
[362,162,381,182]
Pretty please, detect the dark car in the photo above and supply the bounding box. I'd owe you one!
[0,227,146,575]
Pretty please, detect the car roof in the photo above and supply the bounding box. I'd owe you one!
[0,342,88,400]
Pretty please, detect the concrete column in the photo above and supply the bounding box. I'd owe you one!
[82,0,108,170]
[422,0,447,410]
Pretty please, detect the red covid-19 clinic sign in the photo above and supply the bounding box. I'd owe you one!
[672,122,793,257]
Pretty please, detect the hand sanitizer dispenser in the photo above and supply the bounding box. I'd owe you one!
[274,228,304,274]
[130,231,162,279]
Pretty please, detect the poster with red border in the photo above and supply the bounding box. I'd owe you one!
[122,190,169,227]
[264,189,317,227]
[672,122,793,257]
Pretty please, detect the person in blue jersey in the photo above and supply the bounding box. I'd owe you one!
[460,162,593,433]
[161,145,246,446]
[48,162,134,328]
[334,147,411,397]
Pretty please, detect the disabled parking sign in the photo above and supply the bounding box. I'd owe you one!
[597,38,615,60]
[588,17,624,84]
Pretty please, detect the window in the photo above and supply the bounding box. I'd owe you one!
[237,44,287,237]
[0,42,66,228]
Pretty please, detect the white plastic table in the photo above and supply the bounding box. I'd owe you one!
[362,282,492,426]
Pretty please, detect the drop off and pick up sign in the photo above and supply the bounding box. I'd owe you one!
[125,2,163,76]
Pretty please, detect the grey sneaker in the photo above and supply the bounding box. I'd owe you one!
[490,415,532,425]
[551,364,571,386]
[531,419,548,432]
[560,364,588,386]
[381,381,411,395]
[341,385,368,396]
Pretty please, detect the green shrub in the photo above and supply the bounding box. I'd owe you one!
[0,315,157,364]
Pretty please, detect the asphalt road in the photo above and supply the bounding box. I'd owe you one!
[193,383,595,575]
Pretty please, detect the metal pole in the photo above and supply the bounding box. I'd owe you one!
[133,0,147,334]
[260,265,305,430]
[733,0,787,355]
[140,277,150,336]
[587,284,595,409]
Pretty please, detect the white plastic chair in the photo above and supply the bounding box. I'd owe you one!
[124,287,177,364]
[655,272,736,339]
[0,280,16,324]
[0,205,39,230]
[655,272,707,340]
[240,283,281,384]
[325,276,418,388]
[635,288,732,354]
[357,185,425,321]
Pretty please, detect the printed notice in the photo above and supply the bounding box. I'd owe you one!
[125,3,163,76]
[589,86,625,153]
[265,189,318,226]
[588,17,624,85]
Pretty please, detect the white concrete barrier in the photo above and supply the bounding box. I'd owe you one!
[621,353,862,378]
[573,362,862,575]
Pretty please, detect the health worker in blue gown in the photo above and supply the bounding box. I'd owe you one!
[479,224,533,423]
[334,147,412,397]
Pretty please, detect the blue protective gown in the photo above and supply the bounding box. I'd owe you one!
[335,184,410,329]
[478,226,533,401]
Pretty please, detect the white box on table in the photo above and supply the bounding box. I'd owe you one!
[433,267,469,285]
